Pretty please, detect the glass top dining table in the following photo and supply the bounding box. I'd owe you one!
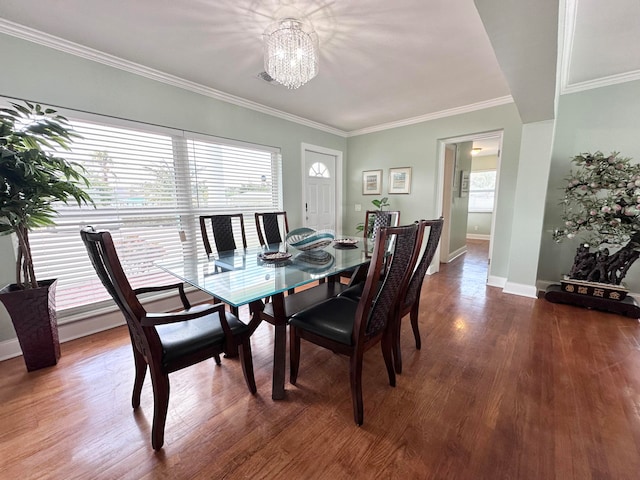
[157,239,371,399]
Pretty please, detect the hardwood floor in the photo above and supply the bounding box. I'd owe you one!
[2,239,640,479]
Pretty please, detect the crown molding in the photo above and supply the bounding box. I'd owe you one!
[559,0,640,96]
[347,96,514,137]
[0,18,518,139]
[0,19,348,138]
[561,69,640,95]
[558,0,577,98]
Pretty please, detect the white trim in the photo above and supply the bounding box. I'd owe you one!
[0,19,517,138]
[446,246,467,263]
[0,19,346,138]
[436,130,503,267]
[502,281,538,299]
[559,0,640,96]
[559,0,577,97]
[562,70,640,95]
[466,234,491,240]
[347,97,514,137]
[487,275,507,288]
[300,143,344,233]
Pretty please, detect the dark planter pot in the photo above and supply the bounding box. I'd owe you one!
[0,279,60,371]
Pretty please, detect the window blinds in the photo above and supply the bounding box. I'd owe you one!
[25,114,282,315]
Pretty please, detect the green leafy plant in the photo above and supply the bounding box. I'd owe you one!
[356,196,390,234]
[553,151,640,284]
[0,101,93,289]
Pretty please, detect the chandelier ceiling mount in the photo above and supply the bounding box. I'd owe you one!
[263,17,319,89]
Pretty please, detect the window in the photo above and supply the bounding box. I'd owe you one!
[308,161,329,178]
[468,169,496,213]
[26,113,282,316]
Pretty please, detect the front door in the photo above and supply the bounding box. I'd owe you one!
[304,149,336,232]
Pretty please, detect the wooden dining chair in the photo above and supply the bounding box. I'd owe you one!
[338,209,401,282]
[365,210,401,240]
[393,217,444,374]
[199,214,247,257]
[289,222,423,425]
[80,227,256,450]
[255,211,289,246]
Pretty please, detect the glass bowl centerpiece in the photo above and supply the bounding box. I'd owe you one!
[286,227,334,251]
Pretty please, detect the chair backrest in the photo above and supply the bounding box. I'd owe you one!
[255,211,289,246]
[365,210,401,240]
[402,218,444,310]
[80,227,160,354]
[354,222,423,340]
[199,214,247,256]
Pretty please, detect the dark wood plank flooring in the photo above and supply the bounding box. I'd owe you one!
[1,239,639,479]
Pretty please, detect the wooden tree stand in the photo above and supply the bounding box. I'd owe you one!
[545,284,640,319]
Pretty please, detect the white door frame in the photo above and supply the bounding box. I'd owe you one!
[434,130,503,276]
[301,143,343,231]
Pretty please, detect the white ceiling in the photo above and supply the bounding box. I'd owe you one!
[0,0,638,136]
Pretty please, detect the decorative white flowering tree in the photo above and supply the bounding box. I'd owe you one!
[553,151,640,285]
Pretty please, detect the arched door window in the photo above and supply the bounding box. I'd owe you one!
[309,161,330,178]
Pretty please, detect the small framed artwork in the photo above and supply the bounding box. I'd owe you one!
[459,170,470,197]
[388,167,412,194]
[362,169,382,195]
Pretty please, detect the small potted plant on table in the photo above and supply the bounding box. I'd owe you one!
[0,101,92,370]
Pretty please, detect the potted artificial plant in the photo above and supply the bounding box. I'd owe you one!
[356,196,390,237]
[0,101,92,371]
[549,151,640,311]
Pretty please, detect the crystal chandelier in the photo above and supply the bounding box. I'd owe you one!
[263,18,319,89]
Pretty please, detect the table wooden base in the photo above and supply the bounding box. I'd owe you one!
[544,284,640,319]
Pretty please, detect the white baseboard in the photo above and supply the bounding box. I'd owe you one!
[503,281,538,299]
[446,246,467,263]
[466,233,490,240]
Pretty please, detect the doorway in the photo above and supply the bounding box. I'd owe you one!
[435,131,503,280]
[301,143,343,232]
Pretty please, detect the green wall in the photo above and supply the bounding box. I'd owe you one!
[539,80,640,291]
[0,33,346,343]
[0,33,347,228]
[346,104,523,281]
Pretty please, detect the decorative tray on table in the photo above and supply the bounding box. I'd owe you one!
[258,251,292,263]
[333,238,358,248]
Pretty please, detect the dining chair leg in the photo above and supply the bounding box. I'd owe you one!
[239,338,257,394]
[150,370,170,451]
[410,302,422,350]
[349,352,364,426]
[290,327,300,385]
[131,346,147,409]
[213,353,221,365]
[393,314,404,374]
[382,332,396,387]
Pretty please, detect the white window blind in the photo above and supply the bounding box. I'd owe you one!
[26,114,282,316]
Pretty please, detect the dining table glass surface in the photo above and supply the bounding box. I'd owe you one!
[156,240,370,307]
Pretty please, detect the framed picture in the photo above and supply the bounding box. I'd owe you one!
[388,167,412,194]
[362,169,382,195]
[459,170,470,197]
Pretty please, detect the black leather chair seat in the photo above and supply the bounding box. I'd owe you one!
[289,296,359,345]
[262,281,348,321]
[158,309,249,366]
